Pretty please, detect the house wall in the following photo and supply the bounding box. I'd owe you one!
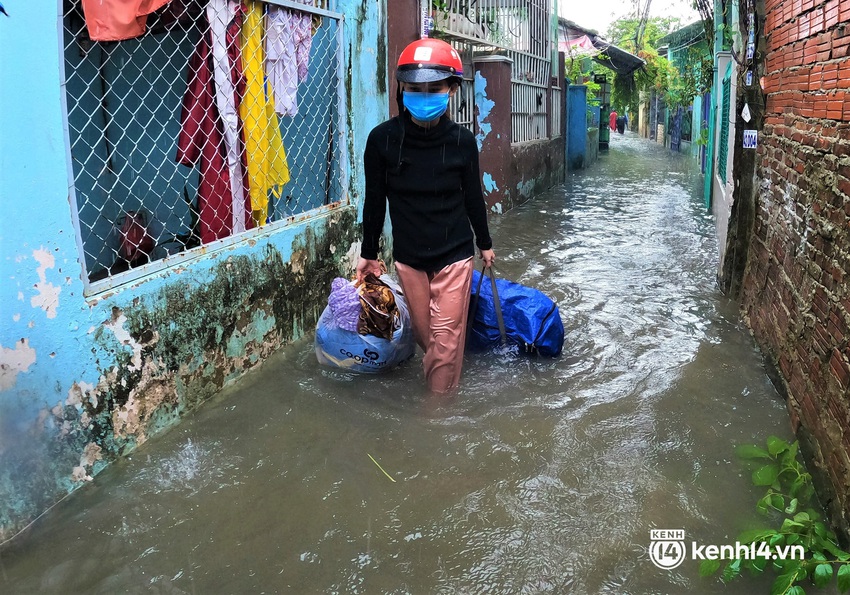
[510,138,566,209]
[0,0,387,543]
[586,127,600,167]
[739,0,850,536]
[386,0,417,117]
[712,53,738,279]
[475,56,566,213]
[509,53,566,209]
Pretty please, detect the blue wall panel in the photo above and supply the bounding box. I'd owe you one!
[0,0,387,541]
[567,85,588,171]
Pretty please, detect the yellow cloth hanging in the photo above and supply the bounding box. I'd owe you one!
[240,0,290,225]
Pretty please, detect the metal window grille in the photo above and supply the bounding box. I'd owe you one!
[60,0,346,293]
[448,74,476,131]
[428,0,554,144]
[447,40,475,132]
[649,92,658,141]
[670,106,683,151]
[550,82,561,138]
[510,51,550,142]
[649,91,666,142]
[717,64,732,183]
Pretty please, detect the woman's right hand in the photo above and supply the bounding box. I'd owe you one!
[356,258,383,282]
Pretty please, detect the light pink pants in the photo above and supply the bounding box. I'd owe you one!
[395,257,474,394]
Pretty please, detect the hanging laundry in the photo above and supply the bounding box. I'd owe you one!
[176,7,252,244]
[158,0,202,28]
[240,0,290,225]
[265,1,313,117]
[81,0,172,41]
[207,0,248,235]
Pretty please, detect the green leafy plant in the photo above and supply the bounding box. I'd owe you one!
[701,436,850,594]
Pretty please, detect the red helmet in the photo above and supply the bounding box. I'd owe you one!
[396,38,463,83]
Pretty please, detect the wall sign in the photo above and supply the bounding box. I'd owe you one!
[743,129,758,149]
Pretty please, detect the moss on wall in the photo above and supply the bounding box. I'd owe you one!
[0,209,358,545]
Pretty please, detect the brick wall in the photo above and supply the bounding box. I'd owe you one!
[741,0,850,534]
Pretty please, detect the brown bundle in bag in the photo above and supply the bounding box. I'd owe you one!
[356,274,398,340]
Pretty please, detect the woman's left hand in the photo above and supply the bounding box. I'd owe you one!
[479,248,495,268]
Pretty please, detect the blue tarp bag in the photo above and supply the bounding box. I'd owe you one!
[467,267,565,357]
[315,275,416,373]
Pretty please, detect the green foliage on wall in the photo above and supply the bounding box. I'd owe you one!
[703,436,850,594]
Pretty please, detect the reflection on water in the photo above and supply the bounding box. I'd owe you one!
[2,134,801,593]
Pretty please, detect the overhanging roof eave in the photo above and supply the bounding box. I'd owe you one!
[590,42,645,75]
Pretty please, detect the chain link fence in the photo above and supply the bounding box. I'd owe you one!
[61,0,344,292]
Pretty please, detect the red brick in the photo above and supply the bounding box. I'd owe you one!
[829,348,850,388]
[814,323,833,356]
[810,9,824,34]
[828,396,849,427]
[828,310,847,341]
[801,393,819,427]
[824,462,841,489]
[826,0,841,27]
[839,65,850,87]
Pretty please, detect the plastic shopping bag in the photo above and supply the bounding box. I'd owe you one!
[315,274,415,373]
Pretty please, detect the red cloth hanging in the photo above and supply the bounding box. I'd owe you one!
[176,11,252,244]
[81,0,173,41]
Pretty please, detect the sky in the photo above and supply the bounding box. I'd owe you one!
[558,0,701,39]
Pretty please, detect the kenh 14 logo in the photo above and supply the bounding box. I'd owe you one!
[649,529,687,570]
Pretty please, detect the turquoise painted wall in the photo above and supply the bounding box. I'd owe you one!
[0,0,387,543]
[566,85,588,170]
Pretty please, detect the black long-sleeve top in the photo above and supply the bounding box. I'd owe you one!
[360,112,493,272]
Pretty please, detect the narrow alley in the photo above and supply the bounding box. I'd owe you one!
[0,133,800,593]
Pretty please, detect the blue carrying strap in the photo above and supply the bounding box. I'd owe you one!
[468,265,507,346]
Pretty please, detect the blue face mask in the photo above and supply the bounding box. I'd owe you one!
[402,91,450,122]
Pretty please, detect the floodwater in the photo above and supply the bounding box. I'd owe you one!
[1,133,807,594]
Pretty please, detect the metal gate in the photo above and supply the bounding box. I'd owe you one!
[670,106,683,152]
[428,0,557,143]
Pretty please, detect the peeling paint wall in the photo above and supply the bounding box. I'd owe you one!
[474,56,565,214]
[474,70,498,154]
[0,0,386,543]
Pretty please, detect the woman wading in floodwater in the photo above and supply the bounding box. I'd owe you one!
[356,38,495,395]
